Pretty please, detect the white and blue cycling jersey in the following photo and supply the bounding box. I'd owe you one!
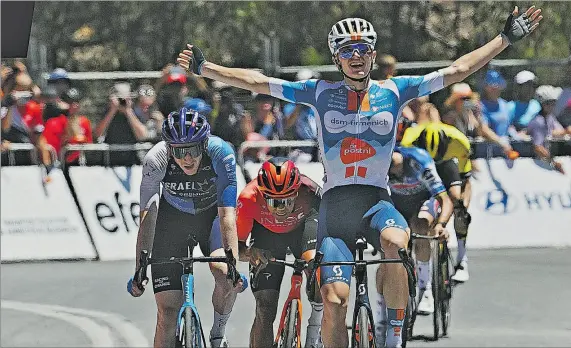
[268,72,445,193]
[140,136,237,214]
[389,146,446,198]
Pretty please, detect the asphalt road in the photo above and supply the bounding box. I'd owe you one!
[2,248,571,347]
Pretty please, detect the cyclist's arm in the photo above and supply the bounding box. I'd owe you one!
[439,34,509,87]
[236,196,255,262]
[137,143,168,268]
[201,62,272,95]
[202,61,318,106]
[435,191,453,227]
[461,177,472,208]
[209,137,239,257]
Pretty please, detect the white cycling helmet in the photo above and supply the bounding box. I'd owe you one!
[535,85,563,104]
[328,18,377,55]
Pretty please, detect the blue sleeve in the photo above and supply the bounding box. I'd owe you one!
[391,71,445,105]
[282,103,296,118]
[206,136,237,208]
[268,78,318,106]
[403,147,447,196]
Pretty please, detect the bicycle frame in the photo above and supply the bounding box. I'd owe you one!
[274,267,304,348]
[351,244,375,346]
[177,262,205,347]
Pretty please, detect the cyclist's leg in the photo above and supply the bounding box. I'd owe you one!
[365,199,409,348]
[291,209,322,347]
[151,200,190,347]
[248,224,288,348]
[204,210,236,346]
[414,197,440,289]
[318,187,364,348]
[453,175,472,282]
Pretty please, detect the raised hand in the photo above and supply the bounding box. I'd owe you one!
[502,5,543,44]
[177,44,206,75]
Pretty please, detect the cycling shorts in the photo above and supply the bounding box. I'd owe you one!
[435,159,469,189]
[392,192,441,222]
[151,198,222,293]
[317,185,408,286]
[249,209,318,292]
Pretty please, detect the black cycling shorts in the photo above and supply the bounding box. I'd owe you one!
[249,209,318,293]
[151,199,222,293]
[391,191,432,222]
[435,159,463,190]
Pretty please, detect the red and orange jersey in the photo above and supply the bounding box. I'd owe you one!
[237,174,320,241]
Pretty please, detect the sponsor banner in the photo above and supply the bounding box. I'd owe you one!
[1,167,96,261]
[455,157,571,249]
[69,166,143,261]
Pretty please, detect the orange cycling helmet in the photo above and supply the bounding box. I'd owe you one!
[257,157,301,198]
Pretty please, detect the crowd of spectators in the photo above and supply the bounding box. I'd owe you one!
[2,57,571,172]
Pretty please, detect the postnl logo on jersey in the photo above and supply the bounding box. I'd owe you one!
[340,137,376,164]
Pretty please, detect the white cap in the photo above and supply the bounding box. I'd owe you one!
[535,85,563,104]
[514,70,537,84]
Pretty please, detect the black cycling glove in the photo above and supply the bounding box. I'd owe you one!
[502,10,533,45]
[189,46,206,75]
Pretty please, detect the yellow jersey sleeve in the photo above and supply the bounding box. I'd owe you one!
[442,124,472,174]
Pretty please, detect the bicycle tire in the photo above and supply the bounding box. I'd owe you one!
[356,306,372,348]
[280,300,299,348]
[182,308,200,348]
[402,297,413,348]
[440,243,452,336]
[431,242,440,341]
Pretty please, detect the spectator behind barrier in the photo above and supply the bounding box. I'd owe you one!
[527,85,570,174]
[508,70,541,136]
[401,95,440,125]
[442,83,480,138]
[480,70,513,140]
[376,54,397,80]
[252,93,284,141]
[283,69,319,161]
[47,68,71,97]
[553,58,571,123]
[211,86,247,150]
[43,88,93,165]
[156,64,189,117]
[134,84,163,143]
[94,82,148,165]
[1,63,49,166]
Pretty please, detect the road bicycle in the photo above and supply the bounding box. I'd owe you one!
[405,233,454,342]
[307,237,416,348]
[128,235,245,348]
[252,257,312,348]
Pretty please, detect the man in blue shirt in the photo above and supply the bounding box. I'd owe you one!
[508,70,541,136]
[480,69,513,138]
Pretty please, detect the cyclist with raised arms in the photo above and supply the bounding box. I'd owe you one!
[237,157,323,348]
[375,144,453,343]
[177,7,542,347]
[128,107,245,348]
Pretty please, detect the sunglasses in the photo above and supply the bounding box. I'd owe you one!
[338,43,373,59]
[170,144,203,159]
[265,193,297,212]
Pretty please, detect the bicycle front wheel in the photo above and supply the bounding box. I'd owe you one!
[440,242,453,336]
[355,306,372,348]
[279,300,299,348]
[431,242,441,341]
[179,307,201,348]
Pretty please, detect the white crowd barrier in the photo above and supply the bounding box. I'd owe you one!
[2,158,570,262]
[1,167,97,261]
[68,166,143,261]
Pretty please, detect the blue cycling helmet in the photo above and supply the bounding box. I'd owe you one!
[162,107,211,144]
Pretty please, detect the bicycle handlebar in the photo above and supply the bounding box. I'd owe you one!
[251,258,309,289]
[130,248,242,293]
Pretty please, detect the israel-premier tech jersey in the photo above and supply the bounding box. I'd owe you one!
[140,136,237,215]
[269,72,445,193]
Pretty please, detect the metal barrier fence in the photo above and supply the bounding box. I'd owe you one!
[2,137,570,169]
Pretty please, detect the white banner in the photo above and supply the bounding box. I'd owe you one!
[461,157,571,248]
[69,166,142,261]
[1,167,96,261]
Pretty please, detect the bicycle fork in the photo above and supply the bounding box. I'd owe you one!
[352,263,375,348]
[274,272,303,348]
